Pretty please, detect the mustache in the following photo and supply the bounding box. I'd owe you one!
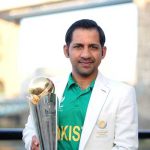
[79,58,95,63]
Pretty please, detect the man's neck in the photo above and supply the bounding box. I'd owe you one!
[71,71,98,90]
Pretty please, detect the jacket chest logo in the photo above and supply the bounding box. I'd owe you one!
[98,120,107,129]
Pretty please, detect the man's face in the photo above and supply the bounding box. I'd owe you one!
[64,28,106,78]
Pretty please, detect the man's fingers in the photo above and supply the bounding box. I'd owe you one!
[32,135,39,145]
[31,135,40,150]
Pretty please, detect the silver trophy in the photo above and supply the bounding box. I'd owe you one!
[28,77,57,150]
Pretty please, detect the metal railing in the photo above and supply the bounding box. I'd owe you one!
[139,129,150,139]
[0,128,22,140]
[0,128,150,140]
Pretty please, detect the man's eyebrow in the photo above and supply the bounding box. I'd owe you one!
[73,43,83,46]
[90,43,100,45]
[89,43,101,46]
[74,43,82,44]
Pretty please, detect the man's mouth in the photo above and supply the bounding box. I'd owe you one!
[79,60,94,67]
[79,60,93,64]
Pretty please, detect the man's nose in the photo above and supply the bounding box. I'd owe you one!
[80,47,91,58]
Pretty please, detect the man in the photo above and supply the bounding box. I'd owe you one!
[23,19,138,150]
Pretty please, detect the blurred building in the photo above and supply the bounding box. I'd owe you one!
[135,0,150,129]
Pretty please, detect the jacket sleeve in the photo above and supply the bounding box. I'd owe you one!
[112,86,138,150]
[22,114,37,150]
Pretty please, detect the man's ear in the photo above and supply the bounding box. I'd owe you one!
[102,46,107,59]
[63,45,69,58]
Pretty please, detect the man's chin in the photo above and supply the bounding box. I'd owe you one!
[78,70,94,77]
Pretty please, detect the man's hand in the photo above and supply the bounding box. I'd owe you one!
[31,135,40,150]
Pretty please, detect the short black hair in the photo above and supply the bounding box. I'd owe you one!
[65,19,106,47]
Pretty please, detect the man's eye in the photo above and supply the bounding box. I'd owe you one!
[74,45,82,48]
[90,45,99,49]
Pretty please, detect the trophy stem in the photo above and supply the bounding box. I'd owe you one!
[30,103,45,149]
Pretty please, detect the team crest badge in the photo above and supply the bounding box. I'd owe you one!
[98,120,107,129]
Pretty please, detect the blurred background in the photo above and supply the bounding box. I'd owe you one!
[0,0,150,149]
